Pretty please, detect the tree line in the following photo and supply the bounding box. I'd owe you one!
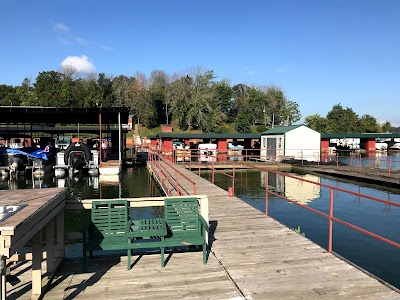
[0,66,397,133]
[304,104,395,133]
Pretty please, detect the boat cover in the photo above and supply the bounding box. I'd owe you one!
[2,148,49,160]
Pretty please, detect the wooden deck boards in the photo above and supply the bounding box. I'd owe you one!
[149,161,400,299]
[6,161,400,299]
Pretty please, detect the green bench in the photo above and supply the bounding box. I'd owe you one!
[82,200,131,272]
[82,197,208,271]
[162,197,208,267]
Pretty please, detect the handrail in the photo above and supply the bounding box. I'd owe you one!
[156,150,400,252]
[233,161,400,253]
[148,150,197,195]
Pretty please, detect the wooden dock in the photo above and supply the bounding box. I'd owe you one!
[6,161,400,299]
[293,164,400,187]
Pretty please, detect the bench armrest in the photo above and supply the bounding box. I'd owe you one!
[198,215,209,232]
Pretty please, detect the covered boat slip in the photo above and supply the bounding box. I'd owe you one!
[0,106,129,174]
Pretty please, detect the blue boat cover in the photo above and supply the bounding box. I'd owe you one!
[2,148,49,161]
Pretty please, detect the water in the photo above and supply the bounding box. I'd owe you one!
[200,169,400,288]
[336,152,400,171]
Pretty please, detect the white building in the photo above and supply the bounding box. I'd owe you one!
[260,125,321,162]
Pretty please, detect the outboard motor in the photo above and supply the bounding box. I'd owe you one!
[64,142,92,173]
[71,153,86,170]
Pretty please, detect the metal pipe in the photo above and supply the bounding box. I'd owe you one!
[328,188,334,253]
[99,113,102,166]
[118,112,121,163]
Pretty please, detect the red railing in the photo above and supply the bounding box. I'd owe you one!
[233,162,400,253]
[155,149,400,252]
[147,150,197,196]
[168,147,399,177]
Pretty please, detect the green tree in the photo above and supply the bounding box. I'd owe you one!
[264,85,286,127]
[128,72,157,127]
[382,121,392,133]
[281,100,301,125]
[112,75,135,107]
[235,113,251,133]
[77,77,102,107]
[304,114,329,133]
[212,80,233,116]
[229,84,251,122]
[17,77,37,106]
[326,104,359,133]
[0,84,20,106]
[149,70,169,125]
[33,71,64,106]
[358,114,379,133]
[169,75,192,130]
[186,70,215,131]
[97,73,115,107]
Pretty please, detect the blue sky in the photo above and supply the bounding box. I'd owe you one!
[1,0,399,126]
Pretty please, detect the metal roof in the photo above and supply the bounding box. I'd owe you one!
[321,133,400,139]
[0,106,129,125]
[155,133,261,139]
[261,125,303,135]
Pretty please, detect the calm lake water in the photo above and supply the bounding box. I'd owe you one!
[336,152,400,170]
[1,159,400,288]
[201,168,400,289]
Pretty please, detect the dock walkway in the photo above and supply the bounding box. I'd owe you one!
[11,161,400,299]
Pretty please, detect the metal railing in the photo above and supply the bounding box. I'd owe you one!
[166,147,399,177]
[153,149,400,254]
[207,160,400,253]
[147,150,197,196]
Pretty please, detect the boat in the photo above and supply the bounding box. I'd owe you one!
[375,141,388,151]
[174,142,190,162]
[228,143,244,150]
[0,145,58,177]
[54,141,99,177]
[387,142,400,152]
[227,143,244,161]
[198,143,217,162]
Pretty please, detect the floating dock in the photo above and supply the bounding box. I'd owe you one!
[11,161,395,299]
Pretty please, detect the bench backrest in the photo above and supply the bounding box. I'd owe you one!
[164,197,199,234]
[91,200,129,235]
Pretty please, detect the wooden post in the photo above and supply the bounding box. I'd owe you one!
[46,218,55,274]
[211,160,215,184]
[0,256,6,300]
[32,231,42,297]
[56,211,65,258]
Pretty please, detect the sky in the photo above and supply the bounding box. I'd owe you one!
[1,0,399,126]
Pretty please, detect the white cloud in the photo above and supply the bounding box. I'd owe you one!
[61,55,96,74]
[54,22,70,32]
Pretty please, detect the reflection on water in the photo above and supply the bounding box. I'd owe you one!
[338,152,400,171]
[260,172,321,206]
[206,169,400,289]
